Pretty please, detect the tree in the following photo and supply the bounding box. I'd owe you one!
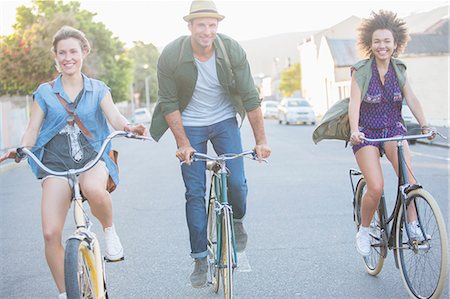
[0,0,132,102]
[127,41,159,106]
[278,63,301,97]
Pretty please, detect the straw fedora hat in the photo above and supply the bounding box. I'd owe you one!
[183,0,225,22]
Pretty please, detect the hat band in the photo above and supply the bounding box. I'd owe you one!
[191,9,218,14]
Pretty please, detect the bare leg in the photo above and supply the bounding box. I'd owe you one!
[79,162,112,228]
[355,146,384,227]
[41,177,72,293]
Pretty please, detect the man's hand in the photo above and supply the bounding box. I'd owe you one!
[177,145,196,165]
[254,143,271,160]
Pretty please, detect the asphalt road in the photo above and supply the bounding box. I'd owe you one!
[0,119,448,298]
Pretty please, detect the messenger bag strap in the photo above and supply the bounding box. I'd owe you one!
[49,80,93,139]
[216,34,235,86]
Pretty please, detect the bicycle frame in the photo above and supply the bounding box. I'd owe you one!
[209,160,238,270]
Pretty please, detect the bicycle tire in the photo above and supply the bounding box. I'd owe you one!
[354,177,385,276]
[395,189,448,299]
[221,208,234,299]
[65,238,104,299]
[207,195,220,293]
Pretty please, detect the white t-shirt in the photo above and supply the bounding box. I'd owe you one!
[181,52,236,126]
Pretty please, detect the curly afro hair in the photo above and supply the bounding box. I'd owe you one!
[357,10,410,58]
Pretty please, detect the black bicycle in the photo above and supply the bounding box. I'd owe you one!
[350,130,448,299]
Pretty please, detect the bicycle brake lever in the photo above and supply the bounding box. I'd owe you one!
[436,131,447,140]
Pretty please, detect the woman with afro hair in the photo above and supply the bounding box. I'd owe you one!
[348,10,434,256]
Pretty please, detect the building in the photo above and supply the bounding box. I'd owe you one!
[298,6,449,125]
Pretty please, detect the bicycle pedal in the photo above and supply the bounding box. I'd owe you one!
[104,256,125,263]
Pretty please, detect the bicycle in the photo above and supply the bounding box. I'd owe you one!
[17,131,151,299]
[349,130,448,299]
[183,150,265,299]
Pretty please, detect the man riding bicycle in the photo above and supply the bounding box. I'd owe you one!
[150,0,271,288]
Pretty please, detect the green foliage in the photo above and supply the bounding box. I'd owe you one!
[127,41,160,105]
[278,63,302,97]
[0,0,132,102]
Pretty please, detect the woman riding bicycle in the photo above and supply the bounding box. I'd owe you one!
[0,26,146,299]
[348,11,434,257]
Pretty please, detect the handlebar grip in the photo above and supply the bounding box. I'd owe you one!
[16,147,26,160]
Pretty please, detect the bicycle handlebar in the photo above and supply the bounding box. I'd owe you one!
[180,150,267,165]
[17,131,152,177]
[360,129,446,143]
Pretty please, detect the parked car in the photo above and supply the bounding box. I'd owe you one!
[261,100,279,119]
[402,100,420,144]
[277,97,316,125]
[131,108,151,124]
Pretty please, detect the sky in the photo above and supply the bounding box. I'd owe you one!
[1,0,448,48]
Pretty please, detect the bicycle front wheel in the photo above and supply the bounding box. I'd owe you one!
[354,177,385,275]
[396,189,448,299]
[207,196,220,293]
[65,238,105,299]
[221,208,234,299]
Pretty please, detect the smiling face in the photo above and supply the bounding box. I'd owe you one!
[371,29,397,61]
[188,17,218,50]
[54,37,87,76]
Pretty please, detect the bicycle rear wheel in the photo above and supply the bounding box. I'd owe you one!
[396,189,448,299]
[207,195,220,293]
[65,238,105,299]
[221,208,234,299]
[353,177,385,275]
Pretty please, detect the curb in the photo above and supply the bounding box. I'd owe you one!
[416,139,450,149]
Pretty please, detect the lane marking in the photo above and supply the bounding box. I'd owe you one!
[237,251,252,272]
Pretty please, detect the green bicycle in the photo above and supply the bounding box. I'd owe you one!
[188,150,264,299]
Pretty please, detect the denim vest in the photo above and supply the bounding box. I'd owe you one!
[29,73,119,185]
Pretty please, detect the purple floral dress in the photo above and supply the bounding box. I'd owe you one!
[352,59,407,154]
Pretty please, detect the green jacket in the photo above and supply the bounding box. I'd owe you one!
[150,33,260,141]
[353,57,407,97]
[312,57,407,145]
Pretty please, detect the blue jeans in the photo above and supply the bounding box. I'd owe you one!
[182,117,248,259]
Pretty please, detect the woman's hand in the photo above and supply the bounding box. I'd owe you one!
[421,125,436,141]
[124,123,148,137]
[350,131,365,145]
[0,148,22,163]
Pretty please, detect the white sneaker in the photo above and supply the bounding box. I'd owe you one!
[408,221,431,242]
[58,293,67,299]
[356,227,371,256]
[104,224,124,261]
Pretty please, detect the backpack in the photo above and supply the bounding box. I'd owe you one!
[312,97,350,146]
